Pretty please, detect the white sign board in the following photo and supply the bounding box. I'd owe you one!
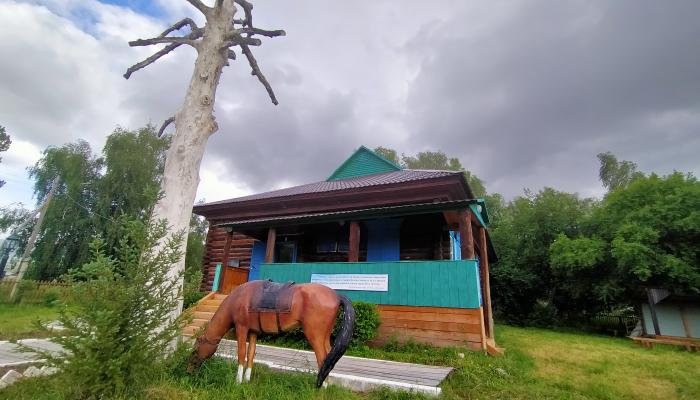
[310,274,389,292]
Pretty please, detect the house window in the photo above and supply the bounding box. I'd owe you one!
[316,233,349,253]
[276,242,297,263]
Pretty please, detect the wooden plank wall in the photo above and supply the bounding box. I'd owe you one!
[200,226,255,291]
[373,305,484,350]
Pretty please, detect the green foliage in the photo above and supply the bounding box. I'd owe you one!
[597,151,644,191]
[95,126,170,253]
[334,301,381,347]
[35,218,185,399]
[373,147,487,197]
[373,146,400,165]
[550,172,700,311]
[0,125,10,188]
[489,187,595,324]
[27,140,101,279]
[20,126,170,280]
[0,204,33,256]
[184,212,208,304]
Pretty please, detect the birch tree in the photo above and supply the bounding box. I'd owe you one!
[123,0,284,318]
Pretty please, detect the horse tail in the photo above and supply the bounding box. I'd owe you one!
[316,294,355,388]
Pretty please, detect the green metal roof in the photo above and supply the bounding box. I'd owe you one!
[327,146,401,181]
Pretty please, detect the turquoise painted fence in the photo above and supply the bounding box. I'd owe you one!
[259,260,482,309]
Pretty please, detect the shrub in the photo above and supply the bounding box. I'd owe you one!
[42,288,60,307]
[260,300,382,349]
[34,218,185,399]
[183,290,206,309]
[335,301,381,347]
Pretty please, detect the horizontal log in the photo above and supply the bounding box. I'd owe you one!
[378,326,482,343]
[380,318,482,334]
[379,310,481,324]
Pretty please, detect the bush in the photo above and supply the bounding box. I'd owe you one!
[259,300,382,349]
[335,301,381,347]
[42,288,60,307]
[183,290,206,309]
[33,218,186,399]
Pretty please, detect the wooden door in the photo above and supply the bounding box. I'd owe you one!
[221,266,249,294]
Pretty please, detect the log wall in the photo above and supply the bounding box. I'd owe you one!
[200,226,255,291]
[373,305,485,350]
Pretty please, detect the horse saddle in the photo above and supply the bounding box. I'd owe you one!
[250,280,295,334]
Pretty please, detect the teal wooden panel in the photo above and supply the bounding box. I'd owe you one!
[687,305,700,339]
[259,260,481,309]
[327,147,401,181]
[655,303,686,337]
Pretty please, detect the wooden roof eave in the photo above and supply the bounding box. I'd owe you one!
[194,174,470,221]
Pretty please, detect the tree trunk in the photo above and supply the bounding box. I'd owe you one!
[153,2,236,322]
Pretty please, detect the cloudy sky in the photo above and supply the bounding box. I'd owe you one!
[1,0,699,209]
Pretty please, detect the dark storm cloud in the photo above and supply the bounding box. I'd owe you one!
[4,0,699,205]
[404,0,700,197]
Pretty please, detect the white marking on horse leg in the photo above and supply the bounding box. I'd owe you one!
[236,365,244,383]
[244,366,252,382]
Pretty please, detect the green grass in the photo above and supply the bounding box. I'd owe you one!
[1,325,699,399]
[0,303,60,341]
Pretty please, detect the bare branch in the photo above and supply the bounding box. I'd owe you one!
[186,0,211,16]
[124,29,204,79]
[129,36,197,47]
[240,44,278,105]
[159,18,199,38]
[158,116,176,137]
[234,0,253,27]
[238,27,286,38]
[224,33,262,47]
[124,43,180,79]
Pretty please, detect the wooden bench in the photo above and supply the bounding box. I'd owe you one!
[632,336,700,352]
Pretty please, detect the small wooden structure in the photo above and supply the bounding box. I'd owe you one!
[193,146,500,352]
[634,288,700,351]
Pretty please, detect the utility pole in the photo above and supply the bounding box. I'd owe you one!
[11,178,59,300]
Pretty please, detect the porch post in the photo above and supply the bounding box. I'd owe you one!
[265,227,276,264]
[348,221,360,262]
[479,227,494,339]
[459,210,475,259]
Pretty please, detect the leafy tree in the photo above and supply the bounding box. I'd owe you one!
[489,188,594,324]
[39,218,184,398]
[597,152,644,191]
[550,172,700,311]
[373,146,400,165]
[27,140,101,280]
[95,126,169,252]
[0,125,11,188]
[373,147,487,197]
[25,127,172,280]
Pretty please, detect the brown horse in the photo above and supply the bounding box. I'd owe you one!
[187,280,355,388]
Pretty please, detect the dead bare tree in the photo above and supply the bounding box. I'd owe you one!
[124,0,284,321]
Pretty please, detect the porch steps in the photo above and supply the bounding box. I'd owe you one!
[182,292,227,337]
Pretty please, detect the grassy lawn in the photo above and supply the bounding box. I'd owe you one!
[1,325,699,399]
[0,303,60,341]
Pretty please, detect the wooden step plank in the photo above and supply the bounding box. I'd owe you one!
[193,311,215,320]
